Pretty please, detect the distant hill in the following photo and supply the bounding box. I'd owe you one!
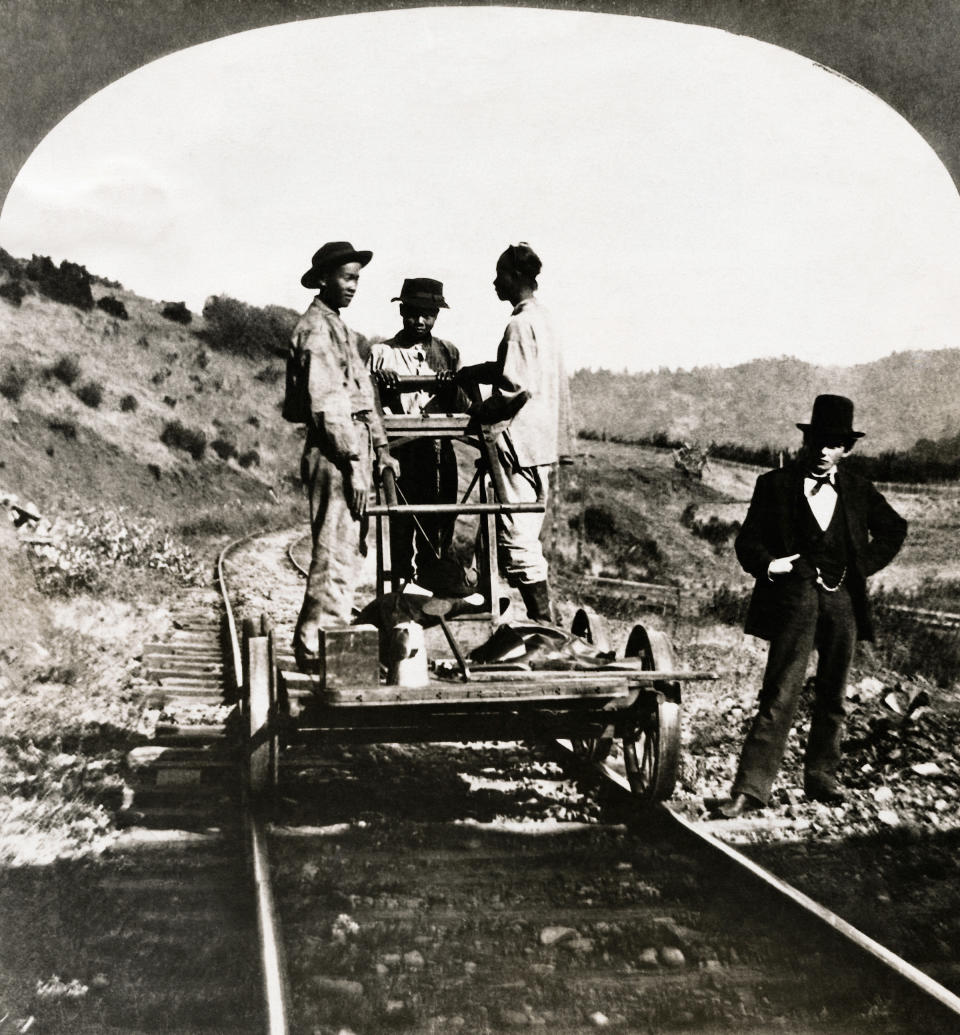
[571,351,960,455]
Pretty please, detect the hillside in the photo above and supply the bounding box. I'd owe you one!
[0,268,303,529]
[572,351,960,454]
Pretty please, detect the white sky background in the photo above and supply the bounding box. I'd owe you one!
[2,7,960,372]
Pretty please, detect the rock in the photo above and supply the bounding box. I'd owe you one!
[312,976,364,999]
[877,809,900,827]
[403,950,425,969]
[500,1009,530,1027]
[873,786,894,803]
[659,946,685,968]
[588,1012,609,1027]
[464,961,477,975]
[539,925,578,946]
[381,953,401,968]
[910,762,941,776]
[559,937,594,953]
[529,963,555,976]
[637,947,659,968]
[856,676,884,698]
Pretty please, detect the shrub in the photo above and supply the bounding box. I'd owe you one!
[161,301,192,324]
[96,295,128,319]
[681,502,741,552]
[0,279,28,306]
[255,364,283,384]
[119,393,138,412]
[160,420,206,460]
[238,449,260,469]
[700,583,751,625]
[211,438,238,461]
[0,247,19,275]
[202,295,298,360]
[75,380,104,408]
[48,418,77,439]
[25,255,94,310]
[29,509,206,595]
[49,355,81,386]
[0,366,28,402]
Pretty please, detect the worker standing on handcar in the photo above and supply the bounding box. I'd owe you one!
[367,278,469,593]
[284,241,400,671]
[457,242,574,623]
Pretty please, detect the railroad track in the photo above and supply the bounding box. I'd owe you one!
[35,527,959,1033]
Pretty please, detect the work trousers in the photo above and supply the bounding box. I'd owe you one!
[389,438,458,581]
[294,447,366,662]
[496,461,550,587]
[732,577,857,804]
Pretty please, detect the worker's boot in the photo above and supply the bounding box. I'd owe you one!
[518,581,553,624]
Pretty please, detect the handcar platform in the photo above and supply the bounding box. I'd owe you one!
[247,384,716,804]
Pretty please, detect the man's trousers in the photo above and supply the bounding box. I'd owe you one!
[389,438,458,581]
[293,447,365,664]
[732,577,857,804]
[496,462,550,587]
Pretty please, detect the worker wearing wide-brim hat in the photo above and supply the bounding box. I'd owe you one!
[711,394,907,818]
[285,241,399,670]
[367,277,472,593]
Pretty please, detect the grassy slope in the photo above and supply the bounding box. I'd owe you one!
[0,283,301,525]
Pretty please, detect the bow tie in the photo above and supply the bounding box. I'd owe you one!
[807,473,834,495]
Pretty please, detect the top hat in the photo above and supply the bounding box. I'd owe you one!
[301,241,372,288]
[391,277,449,309]
[796,394,865,439]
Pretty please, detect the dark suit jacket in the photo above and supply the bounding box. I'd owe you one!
[734,462,907,642]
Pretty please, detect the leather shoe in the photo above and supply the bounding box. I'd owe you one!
[804,776,846,804]
[710,792,764,819]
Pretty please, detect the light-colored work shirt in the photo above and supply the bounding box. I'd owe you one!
[367,334,460,415]
[494,297,574,469]
[290,297,386,461]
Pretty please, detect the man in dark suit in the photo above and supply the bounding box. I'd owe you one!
[712,395,907,818]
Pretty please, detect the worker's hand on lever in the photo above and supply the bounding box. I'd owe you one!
[371,357,400,390]
[375,445,400,481]
[344,459,371,520]
[435,370,456,382]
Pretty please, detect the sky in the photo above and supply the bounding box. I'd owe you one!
[2,7,960,373]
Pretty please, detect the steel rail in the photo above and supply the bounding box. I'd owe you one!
[279,528,960,1020]
[217,531,291,1035]
[561,742,960,1024]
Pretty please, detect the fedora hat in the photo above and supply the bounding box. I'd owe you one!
[301,241,372,288]
[391,277,449,309]
[796,394,865,439]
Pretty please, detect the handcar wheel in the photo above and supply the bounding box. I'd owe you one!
[571,606,611,653]
[621,623,682,803]
[569,607,613,762]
